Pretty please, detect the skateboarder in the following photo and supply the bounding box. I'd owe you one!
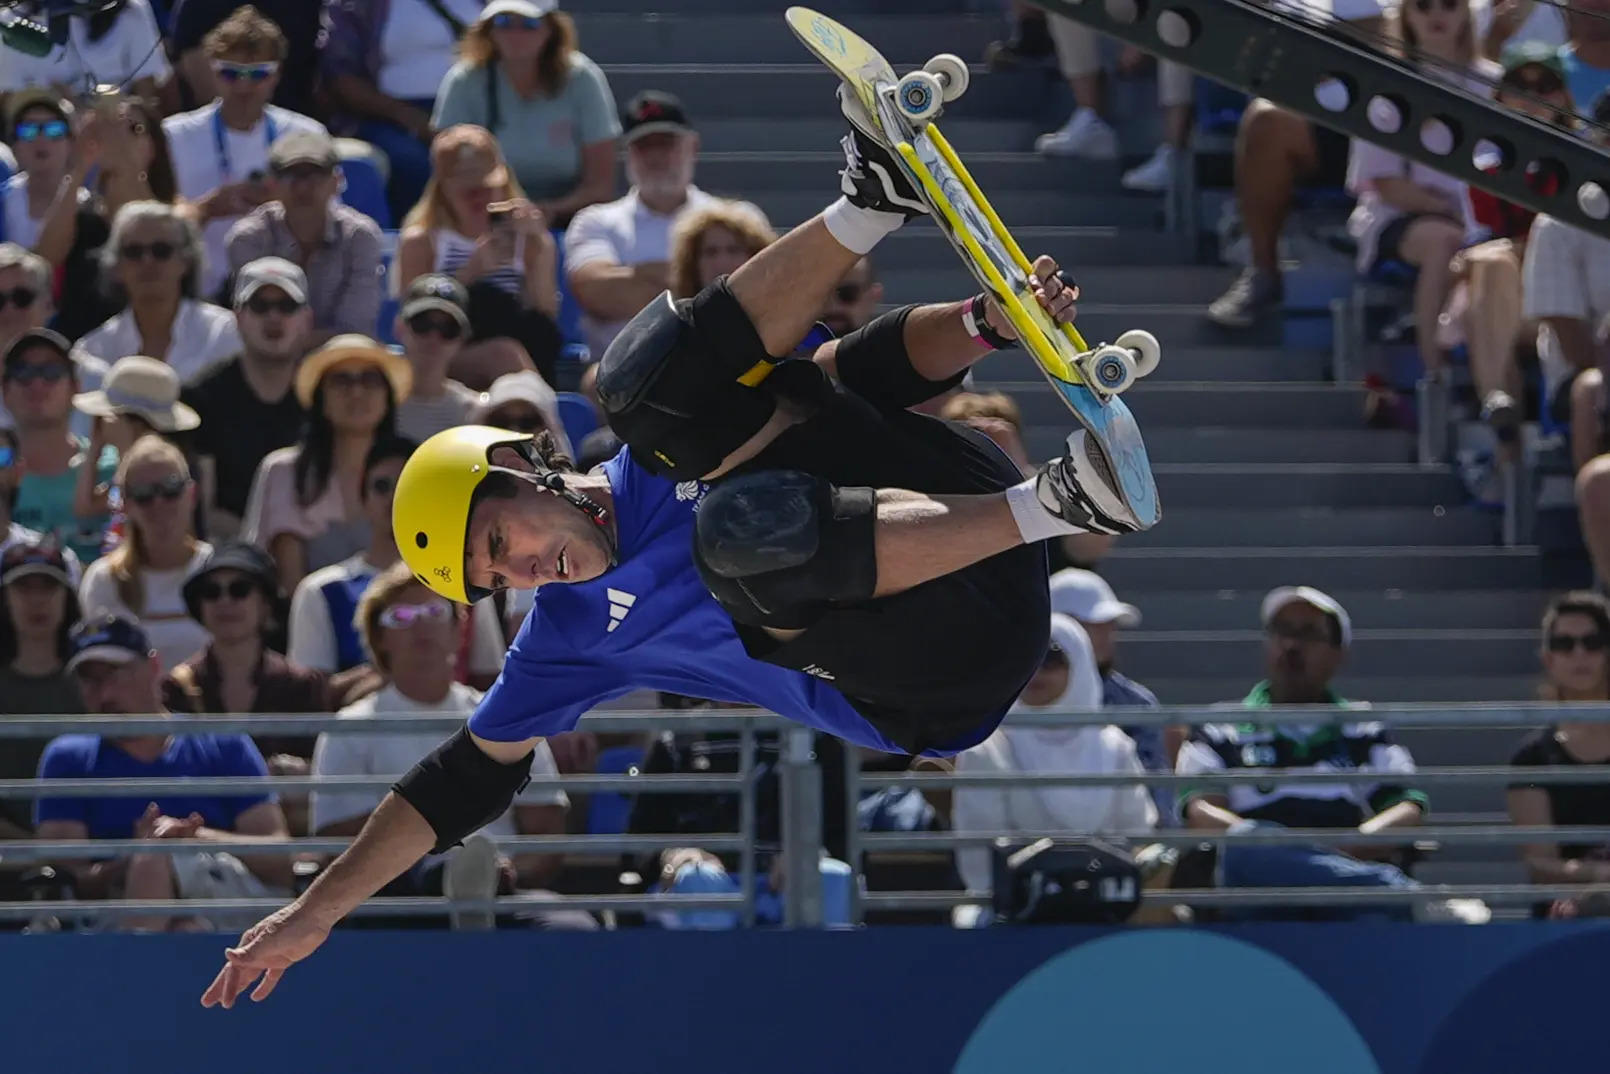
[200,90,1143,1009]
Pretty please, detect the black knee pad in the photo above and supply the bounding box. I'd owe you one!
[693,470,878,629]
[596,280,780,481]
[835,304,967,410]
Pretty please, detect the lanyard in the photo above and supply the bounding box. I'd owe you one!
[211,105,279,180]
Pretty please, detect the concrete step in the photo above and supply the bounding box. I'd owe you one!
[872,226,1194,270]
[971,346,1330,385]
[1149,465,1468,508]
[1124,507,1496,548]
[1023,425,1414,464]
[1121,630,1536,679]
[1099,546,1547,591]
[1003,382,1365,428]
[576,13,1001,64]
[693,152,1129,194]
[1120,589,1549,632]
[600,64,1050,119]
[878,264,1236,307]
[750,191,1161,231]
[696,117,1040,153]
[1135,674,1540,705]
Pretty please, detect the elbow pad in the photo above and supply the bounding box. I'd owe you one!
[835,304,967,409]
[392,727,533,855]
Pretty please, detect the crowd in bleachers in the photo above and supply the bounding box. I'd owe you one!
[4,0,1610,933]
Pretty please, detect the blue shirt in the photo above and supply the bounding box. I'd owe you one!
[1103,669,1172,822]
[1561,45,1610,121]
[470,451,947,756]
[35,733,272,839]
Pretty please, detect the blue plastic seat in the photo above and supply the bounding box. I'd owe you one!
[338,153,392,230]
[587,745,645,835]
[556,391,600,448]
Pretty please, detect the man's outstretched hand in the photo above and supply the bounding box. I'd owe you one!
[983,254,1080,341]
[200,904,331,1009]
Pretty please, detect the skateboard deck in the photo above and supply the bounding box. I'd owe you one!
[785,6,1160,530]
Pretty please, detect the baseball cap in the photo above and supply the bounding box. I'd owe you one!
[65,614,152,674]
[1049,568,1140,627]
[1500,40,1566,82]
[182,540,279,622]
[400,273,470,330]
[481,0,555,19]
[269,128,338,171]
[234,256,308,307]
[1261,585,1352,648]
[2,328,75,374]
[622,90,694,144]
[6,88,72,130]
[0,540,72,590]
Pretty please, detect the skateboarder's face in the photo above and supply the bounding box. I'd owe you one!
[464,467,612,594]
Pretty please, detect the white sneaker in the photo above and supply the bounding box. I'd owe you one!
[443,833,499,931]
[1122,144,1176,192]
[1035,108,1119,160]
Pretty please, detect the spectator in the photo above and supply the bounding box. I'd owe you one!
[35,615,291,928]
[71,201,242,383]
[1037,15,1191,193]
[165,541,328,761]
[169,0,324,116]
[0,540,83,838]
[1483,0,1568,60]
[431,0,619,224]
[181,257,312,537]
[4,329,117,562]
[241,334,409,591]
[224,129,384,342]
[819,256,882,339]
[566,91,752,357]
[953,614,1155,906]
[939,390,1030,472]
[667,199,777,300]
[471,369,572,456]
[78,435,212,670]
[160,5,328,298]
[0,0,174,104]
[396,124,560,388]
[1343,0,1488,384]
[1205,1,1388,328]
[1175,587,1429,920]
[1560,0,1610,110]
[392,274,481,442]
[1507,591,1610,914]
[0,244,53,430]
[4,91,86,256]
[321,0,484,221]
[311,560,573,929]
[0,426,82,573]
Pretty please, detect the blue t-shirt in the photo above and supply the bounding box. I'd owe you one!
[470,451,945,756]
[35,732,273,839]
[1561,45,1610,121]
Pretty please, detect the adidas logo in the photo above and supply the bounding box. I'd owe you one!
[802,663,835,681]
[606,588,637,633]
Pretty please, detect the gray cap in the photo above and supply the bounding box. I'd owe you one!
[234,256,308,306]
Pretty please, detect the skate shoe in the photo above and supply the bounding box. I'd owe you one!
[1035,428,1147,535]
[836,84,928,219]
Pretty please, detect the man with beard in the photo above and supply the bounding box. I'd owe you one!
[181,258,313,538]
[565,90,766,360]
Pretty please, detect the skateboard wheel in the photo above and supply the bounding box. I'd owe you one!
[1089,346,1137,394]
[924,53,970,102]
[1114,329,1161,378]
[896,70,944,124]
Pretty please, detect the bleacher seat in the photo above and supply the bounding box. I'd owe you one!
[557,391,601,448]
[338,152,393,231]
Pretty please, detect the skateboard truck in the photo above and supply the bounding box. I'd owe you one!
[1076,330,1162,396]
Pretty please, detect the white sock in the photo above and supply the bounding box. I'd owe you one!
[1006,476,1087,543]
[821,196,905,255]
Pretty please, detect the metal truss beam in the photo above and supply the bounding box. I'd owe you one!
[1029,0,1610,238]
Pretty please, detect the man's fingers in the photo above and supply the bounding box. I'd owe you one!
[251,968,285,1002]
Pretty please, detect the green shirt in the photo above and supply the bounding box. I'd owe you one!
[432,53,621,200]
[13,439,118,564]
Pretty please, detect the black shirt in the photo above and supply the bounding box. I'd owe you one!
[180,355,305,519]
[1510,727,1610,861]
[168,0,325,116]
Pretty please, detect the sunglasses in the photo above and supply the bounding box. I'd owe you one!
[212,60,279,83]
[125,472,189,505]
[119,241,176,263]
[1411,0,1462,10]
[272,163,332,182]
[367,474,397,496]
[14,119,69,142]
[5,362,70,385]
[834,283,866,303]
[0,287,37,312]
[245,294,302,316]
[407,312,464,341]
[378,600,452,629]
[197,578,256,603]
[1548,633,1609,653]
[1507,70,1565,96]
[489,13,545,30]
[323,368,390,392]
[486,409,545,433]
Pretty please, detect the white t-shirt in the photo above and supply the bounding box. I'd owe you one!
[564,187,766,359]
[287,552,508,677]
[78,542,212,671]
[1,174,92,250]
[377,0,484,100]
[310,681,567,850]
[161,101,328,296]
[0,0,172,94]
[69,300,242,385]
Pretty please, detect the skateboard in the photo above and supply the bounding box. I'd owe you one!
[785,6,1161,531]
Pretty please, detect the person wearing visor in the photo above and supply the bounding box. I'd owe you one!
[202,84,1145,1007]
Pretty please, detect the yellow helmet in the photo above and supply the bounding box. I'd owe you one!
[394,425,533,604]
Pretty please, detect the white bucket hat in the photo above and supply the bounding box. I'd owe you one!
[72,355,200,432]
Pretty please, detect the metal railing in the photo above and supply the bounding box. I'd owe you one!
[2,703,1610,928]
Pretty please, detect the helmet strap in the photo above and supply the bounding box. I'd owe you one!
[492,448,619,567]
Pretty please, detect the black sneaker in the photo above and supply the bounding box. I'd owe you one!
[984,9,1053,69]
[1033,430,1146,535]
[836,85,928,219]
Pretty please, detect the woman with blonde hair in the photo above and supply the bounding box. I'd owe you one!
[668,202,778,300]
[431,0,618,223]
[395,125,561,387]
[78,435,212,671]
